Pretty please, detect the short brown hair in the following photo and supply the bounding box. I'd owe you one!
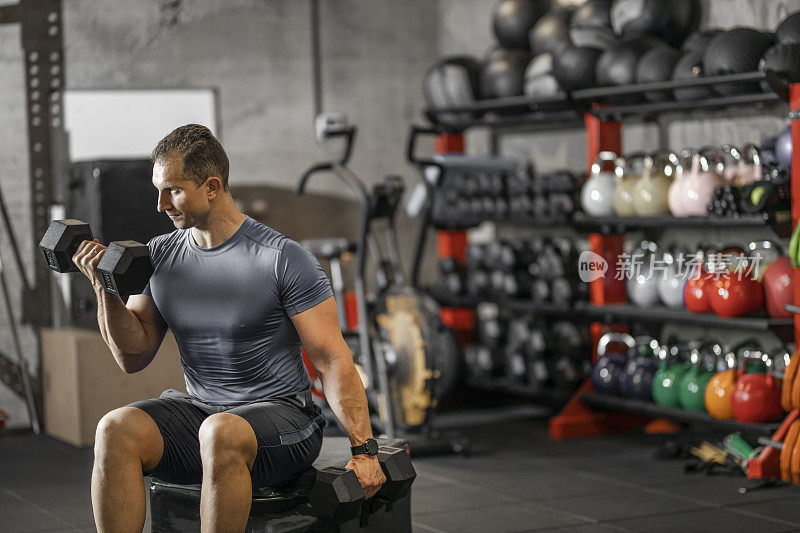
[152,124,230,189]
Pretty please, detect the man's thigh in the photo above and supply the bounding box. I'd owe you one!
[128,389,211,484]
[229,398,325,489]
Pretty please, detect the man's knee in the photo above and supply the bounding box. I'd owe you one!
[198,413,257,468]
[95,407,163,469]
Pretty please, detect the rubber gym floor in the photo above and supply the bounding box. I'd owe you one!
[2,401,800,533]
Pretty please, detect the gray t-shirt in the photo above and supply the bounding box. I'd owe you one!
[144,216,333,405]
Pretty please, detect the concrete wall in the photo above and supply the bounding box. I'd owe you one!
[0,0,440,428]
[3,0,800,426]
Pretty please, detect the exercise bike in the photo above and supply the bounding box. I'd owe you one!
[296,114,468,456]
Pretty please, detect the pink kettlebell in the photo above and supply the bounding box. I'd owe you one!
[668,151,722,217]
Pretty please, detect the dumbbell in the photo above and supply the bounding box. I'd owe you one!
[39,219,152,299]
[503,271,532,298]
[439,258,465,296]
[309,445,416,522]
[531,278,550,304]
[504,347,527,382]
[478,314,506,351]
[497,242,517,272]
[494,196,509,220]
[466,269,489,298]
[464,344,495,380]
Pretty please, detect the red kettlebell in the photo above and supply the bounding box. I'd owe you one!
[731,349,784,424]
[684,270,712,313]
[762,256,794,318]
[707,246,763,318]
[709,275,764,317]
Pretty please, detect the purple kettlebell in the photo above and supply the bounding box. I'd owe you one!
[592,333,635,396]
[619,336,661,401]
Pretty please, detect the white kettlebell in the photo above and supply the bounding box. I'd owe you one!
[581,151,621,217]
[657,244,691,308]
[627,240,663,307]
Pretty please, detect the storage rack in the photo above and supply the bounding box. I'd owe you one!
[413,71,799,477]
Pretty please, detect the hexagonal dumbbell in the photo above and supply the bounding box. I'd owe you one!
[374,446,416,502]
[96,240,153,298]
[39,219,94,272]
[308,466,364,522]
[39,219,153,299]
[308,445,416,522]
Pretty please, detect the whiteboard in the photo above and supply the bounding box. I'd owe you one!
[63,89,218,161]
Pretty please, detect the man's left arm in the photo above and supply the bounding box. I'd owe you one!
[290,296,386,498]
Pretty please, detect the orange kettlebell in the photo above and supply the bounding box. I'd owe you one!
[706,369,737,419]
[705,340,756,420]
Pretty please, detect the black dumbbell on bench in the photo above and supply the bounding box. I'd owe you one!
[39,219,153,299]
[149,437,416,532]
[309,444,416,522]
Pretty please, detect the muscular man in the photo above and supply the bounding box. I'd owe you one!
[74,124,385,533]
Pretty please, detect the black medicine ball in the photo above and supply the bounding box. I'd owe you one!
[635,46,681,101]
[529,8,572,55]
[777,11,800,44]
[681,29,722,53]
[553,46,602,91]
[423,56,482,128]
[671,49,712,101]
[596,36,665,88]
[703,28,775,95]
[571,0,612,28]
[611,0,701,48]
[761,43,800,101]
[481,48,532,98]
[524,53,564,97]
[493,0,552,51]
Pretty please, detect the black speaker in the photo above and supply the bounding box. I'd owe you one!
[64,159,174,328]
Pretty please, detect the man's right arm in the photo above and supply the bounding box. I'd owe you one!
[74,239,167,373]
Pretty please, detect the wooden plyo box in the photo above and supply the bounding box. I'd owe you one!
[41,328,185,447]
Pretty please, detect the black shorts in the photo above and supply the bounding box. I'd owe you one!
[128,389,326,489]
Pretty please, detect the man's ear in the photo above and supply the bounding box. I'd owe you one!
[205,177,223,200]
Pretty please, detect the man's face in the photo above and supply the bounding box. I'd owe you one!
[153,155,211,229]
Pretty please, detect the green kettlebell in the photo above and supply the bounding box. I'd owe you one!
[678,349,714,412]
[652,345,688,408]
